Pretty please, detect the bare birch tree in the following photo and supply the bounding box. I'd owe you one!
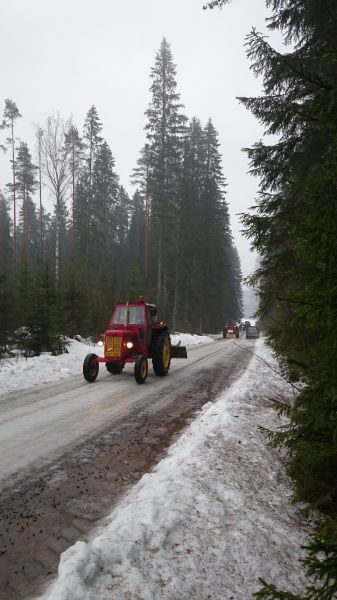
[41,114,71,282]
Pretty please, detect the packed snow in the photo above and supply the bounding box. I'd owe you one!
[0,333,213,395]
[36,339,311,600]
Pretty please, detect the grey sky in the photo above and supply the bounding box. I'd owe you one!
[1,0,274,277]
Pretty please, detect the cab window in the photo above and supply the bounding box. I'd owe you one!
[110,305,145,325]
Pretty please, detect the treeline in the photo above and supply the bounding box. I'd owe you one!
[208,1,337,598]
[0,38,242,355]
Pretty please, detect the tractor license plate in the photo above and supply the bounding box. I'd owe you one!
[106,336,122,357]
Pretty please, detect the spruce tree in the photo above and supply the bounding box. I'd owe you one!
[131,144,151,289]
[64,124,84,246]
[223,244,243,320]
[113,185,131,297]
[204,0,337,597]
[0,191,12,265]
[15,142,38,264]
[178,117,207,329]
[144,38,187,308]
[75,106,103,276]
[238,0,337,511]
[83,105,103,199]
[199,119,231,331]
[91,140,119,262]
[125,189,145,296]
[88,139,119,328]
[131,40,242,329]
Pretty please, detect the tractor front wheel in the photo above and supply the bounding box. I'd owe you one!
[106,362,124,375]
[152,332,171,376]
[134,355,148,384]
[83,353,99,382]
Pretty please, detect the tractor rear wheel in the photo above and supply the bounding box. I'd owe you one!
[134,355,148,384]
[152,332,171,376]
[106,362,124,375]
[83,353,99,382]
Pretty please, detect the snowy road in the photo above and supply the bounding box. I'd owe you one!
[36,339,310,600]
[0,338,246,486]
[0,336,254,600]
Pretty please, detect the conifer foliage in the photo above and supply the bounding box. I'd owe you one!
[207,0,337,597]
[0,41,242,357]
[134,38,242,330]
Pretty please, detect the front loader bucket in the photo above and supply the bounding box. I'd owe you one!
[171,345,187,359]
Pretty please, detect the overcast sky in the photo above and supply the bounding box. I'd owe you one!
[1,0,278,278]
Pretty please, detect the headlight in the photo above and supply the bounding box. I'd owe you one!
[97,340,104,347]
[126,341,133,349]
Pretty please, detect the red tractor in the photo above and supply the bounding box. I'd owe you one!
[83,297,187,385]
[223,320,240,339]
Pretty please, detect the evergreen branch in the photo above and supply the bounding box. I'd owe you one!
[254,579,305,599]
[280,55,331,92]
[202,0,230,9]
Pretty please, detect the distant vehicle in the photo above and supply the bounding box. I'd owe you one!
[244,320,251,331]
[223,320,240,339]
[246,325,259,339]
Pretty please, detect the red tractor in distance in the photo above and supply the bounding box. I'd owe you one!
[223,320,240,339]
[83,297,187,385]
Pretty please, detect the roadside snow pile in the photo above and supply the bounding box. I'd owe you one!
[171,332,214,346]
[0,339,104,395]
[37,339,311,600]
[0,334,213,395]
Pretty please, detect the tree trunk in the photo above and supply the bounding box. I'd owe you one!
[157,233,162,305]
[11,121,17,273]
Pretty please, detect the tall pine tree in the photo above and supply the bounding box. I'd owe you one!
[1,99,22,270]
[144,38,187,309]
[15,142,38,264]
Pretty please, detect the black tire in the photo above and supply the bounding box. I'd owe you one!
[83,353,99,382]
[134,354,148,384]
[152,332,171,376]
[106,362,124,375]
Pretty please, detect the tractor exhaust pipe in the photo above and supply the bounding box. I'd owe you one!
[125,302,130,327]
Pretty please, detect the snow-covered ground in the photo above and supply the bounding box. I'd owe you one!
[36,339,311,600]
[0,333,213,395]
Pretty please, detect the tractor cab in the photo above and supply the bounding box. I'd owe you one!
[109,304,146,326]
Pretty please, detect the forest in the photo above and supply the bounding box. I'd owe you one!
[2,0,337,597]
[0,38,243,357]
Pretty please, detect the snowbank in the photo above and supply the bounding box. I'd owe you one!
[37,340,310,600]
[0,334,213,395]
[171,333,214,346]
[0,339,103,395]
